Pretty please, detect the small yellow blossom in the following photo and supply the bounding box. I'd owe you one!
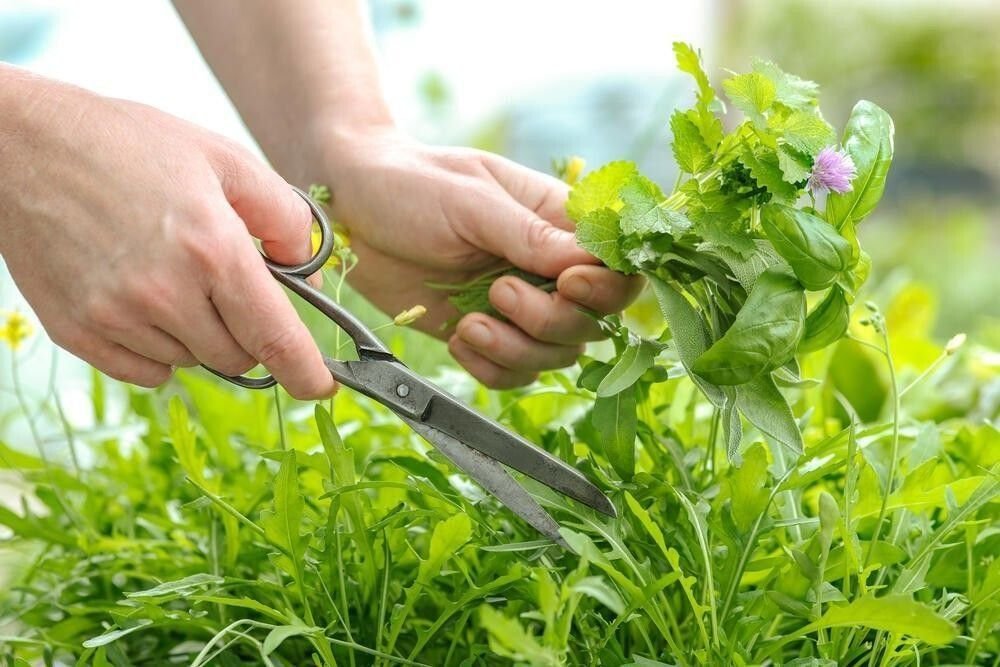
[393,305,427,327]
[563,156,585,186]
[1,311,33,350]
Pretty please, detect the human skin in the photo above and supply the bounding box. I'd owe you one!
[0,2,641,397]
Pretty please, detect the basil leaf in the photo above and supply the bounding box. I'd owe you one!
[592,388,637,479]
[761,203,852,291]
[735,374,804,456]
[597,336,663,398]
[826,100,894,230]
[692,269,807,385]
[799,286,850,353]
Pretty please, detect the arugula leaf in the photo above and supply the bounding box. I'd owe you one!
[826,101,895,230]
[723,72,776,124]
[593,388,637,478]
[795,595,957,645]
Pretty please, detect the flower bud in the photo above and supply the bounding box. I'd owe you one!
[945,333,967,355]
[394,305,427,326]
[563,156,585,186]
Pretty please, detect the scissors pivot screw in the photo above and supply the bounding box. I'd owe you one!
[396,383,411,398]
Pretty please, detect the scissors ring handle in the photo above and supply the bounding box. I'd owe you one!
[202,186,334,390]
[262,186,335,277]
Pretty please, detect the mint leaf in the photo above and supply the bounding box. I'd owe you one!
[576,208,632,273]
[619,175,691,236]
[752,59,819,110]
[670,110,712,174]
[723,72,776,124]
[566,160,637,222]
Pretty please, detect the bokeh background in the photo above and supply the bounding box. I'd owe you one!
[1,0,998,497]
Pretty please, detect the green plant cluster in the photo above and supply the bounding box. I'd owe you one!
[2,46,999,667]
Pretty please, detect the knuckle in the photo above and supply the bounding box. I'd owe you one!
[254,324,302,368]
[81,294,125,333]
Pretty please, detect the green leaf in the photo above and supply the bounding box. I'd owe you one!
[761,203,852,290]
[723,443,771,532]
[774,110,836,156]
[619,174,691,237]
[571,576,626,615]
[692,269,807,385]
[723,72,776,124]
[739,147,799,201]
[478,606,562,667]
[752,59,819,110]
[735,374,804,456]
[423,513,473,580]
[596,336,664,397]
[827,101,894,230]
[566,160,637,222]
[125,573,224,599]
[593,388,637,479]
[262,624,320,656]
[777,145,812,184]
[576,208,631,273]
[670,110,712,174]
[0,441,44,470]
[796,595,957,645]
[673,42,724,148]
[82,620,154,648]
[799,287,850,353]
[259,450,307,572]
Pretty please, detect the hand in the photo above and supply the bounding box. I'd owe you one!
[0,69,334,399]
[316,127,644,388]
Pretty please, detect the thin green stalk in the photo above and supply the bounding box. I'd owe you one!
[275,385,287,451]
[864,328,901,569]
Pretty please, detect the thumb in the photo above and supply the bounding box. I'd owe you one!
[212,146,313,266]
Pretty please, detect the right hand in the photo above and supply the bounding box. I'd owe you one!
[0,68,335,399]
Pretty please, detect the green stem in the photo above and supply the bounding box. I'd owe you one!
[864,329,900,570]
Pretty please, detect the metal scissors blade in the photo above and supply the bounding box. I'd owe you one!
[327,357,617,519]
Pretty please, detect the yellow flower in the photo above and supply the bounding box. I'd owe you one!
[1,310,33,350]
[563,156,585,186]
[393,305,427,326]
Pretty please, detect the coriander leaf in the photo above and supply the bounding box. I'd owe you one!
[692,269,807,385]
[619,174,691,236]
[566,160,638,222]
[752,58,820,110]
[576,208,633,273]
[777,145,812,184]
[722,72,776,124]
[739,146,799,201]
[670,110,712,174]
[827,100,895,230]
[774,110,836,157]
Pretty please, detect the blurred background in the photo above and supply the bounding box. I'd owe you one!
[1,0,998,454]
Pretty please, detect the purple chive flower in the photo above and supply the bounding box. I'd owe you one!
[808,147,856,195]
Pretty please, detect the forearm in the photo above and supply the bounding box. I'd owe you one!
[173,0,393,185]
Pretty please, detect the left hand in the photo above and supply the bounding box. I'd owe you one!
[315,127,644,388]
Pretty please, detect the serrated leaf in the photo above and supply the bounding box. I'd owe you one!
[775,110,836,156]
[565,160,637,222]
[752,59,820,110]
[619,174,691,237]
[777,145,812,184]
[739,147,799,201]
[723,72,776,124]
[670,110,712,174]
[576,208,632,273]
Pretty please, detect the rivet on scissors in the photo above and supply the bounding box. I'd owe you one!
[396,383,410,398]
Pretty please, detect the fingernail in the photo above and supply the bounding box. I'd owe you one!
[460,321,493,348]
[562,276,592,302]
[491,282,517,314]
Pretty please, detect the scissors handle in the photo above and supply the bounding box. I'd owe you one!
[204,187,390,390]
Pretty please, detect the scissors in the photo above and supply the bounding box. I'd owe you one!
[206,187,616,545]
